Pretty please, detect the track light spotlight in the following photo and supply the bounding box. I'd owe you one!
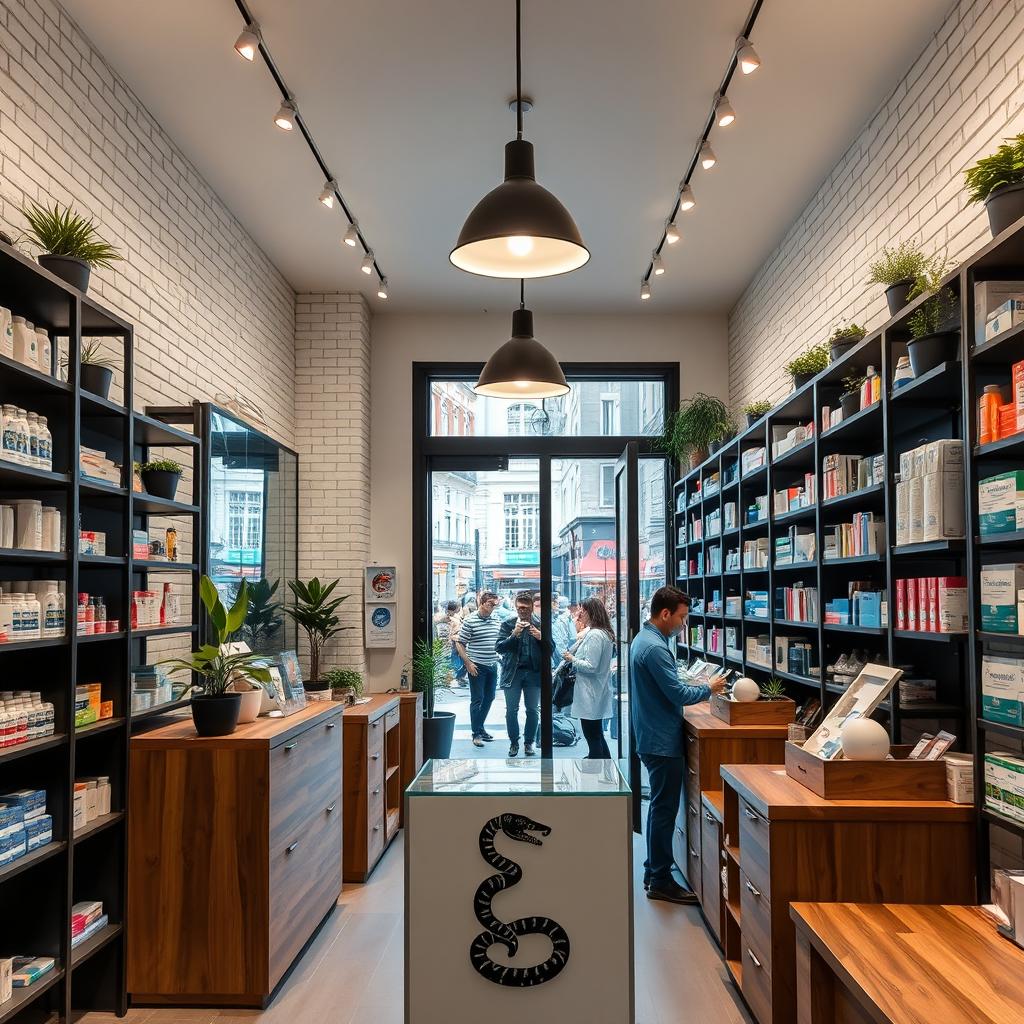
[361,252,374,275]
[716,95,736,128]
[377,278,389,299]
[736,37,761,75]
[640,281,651,301]
[234,24,260,61]
[700,142,717,170]
[343,223,359,247]
[274,100,296,131]
[318,181,336,208]
[665,218,681,245]
[652,253,665,277]
[679,184,696,211]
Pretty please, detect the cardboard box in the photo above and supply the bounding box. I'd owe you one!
[912,443,928,479]
[899,449,914,480]
[982,655,1024,726]
[981,563,1024,633]
[975,281,1024,344]
[985,300,1024,341]
[923,469,965,541]
[1015,359,1024,433]
[907,578,919,631]
[979,471,1024,536]
[0,957,11,1005]
[908,476,925,544]
[895,578,907,630]
[944,753,974,804]
[985,751,1024,822]
[924,439,964,475]
[936,576,968,633]
[895,479,910,546]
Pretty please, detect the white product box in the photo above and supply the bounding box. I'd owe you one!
[774,635,791,672]
[981,563,1024,633]
[979,471,1024,536]
[924,439,964,475]
[936,578,968,633]
[912,443,928,479]
[908,476,925,544]
[899,449,914,480]
[922,470,965,541]
[895,479,910,546]
[975,281,1024,344]
[1019,589,1024,637]
[944,753,973,804]
[982,654,1024,726]
[985,751,1024,822]
[0,958,10,1005]
[985,300,1024,341]
[72,789,85,833]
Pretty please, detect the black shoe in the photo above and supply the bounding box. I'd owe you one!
[524,743,536,757]
[508,742,519,757]
[643,879,650,891]
[472,736,485,748]
[646,881,698,905]
[481,732,494,741]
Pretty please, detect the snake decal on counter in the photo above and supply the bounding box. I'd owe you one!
[469,812,570,987]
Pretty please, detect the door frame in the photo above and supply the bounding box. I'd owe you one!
[412,361,678,757]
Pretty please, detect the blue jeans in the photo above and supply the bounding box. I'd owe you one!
[469,664,497,736]
[639,752,684,889]
[504,673,540,745]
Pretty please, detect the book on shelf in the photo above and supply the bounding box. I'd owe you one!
[775,583,818,623]
[824,512,886,559]
[741,447,766,475]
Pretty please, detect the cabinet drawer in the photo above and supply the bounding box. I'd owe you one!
[700,807,722,945]
[738,798,771,902]
[739,868,771,974]
[686,733,700,772]
[686,833,701,901]
[367,807,386,866]
[672,824,688,878]
[384,706,400,732]
[741,934,772,1024]
[367,715,386,754]
[271,717,342,842]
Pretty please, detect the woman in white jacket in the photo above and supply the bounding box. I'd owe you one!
[562,597,614,759]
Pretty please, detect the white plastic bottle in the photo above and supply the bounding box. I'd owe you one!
[0,595,12,642]
[34,327,51,375]
[22,594,40,639]
[10,596,24,641]
[36,416,52,471]
[42,582,62,638]
[26,413,40,467]
[1,405,18,464]
[0,307,12,359]
[14,409,29,465]
[11,317,31,366]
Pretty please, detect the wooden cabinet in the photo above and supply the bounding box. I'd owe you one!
[720,764,976,1024]
[127,703,344,1008]
[398,692,424,825]
[343,695,407,881]
[699,791,725,946]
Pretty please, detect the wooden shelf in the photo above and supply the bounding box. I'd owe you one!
[79,477,127,498]
[893,630,966,642]
[724,958,742,987]
[0,966,64,1024]
[823,622,885,635]
[0,636,68,654]
[772,560,817,573]
[972,319,1024,363]
[131,493,199,516]
[0,546,67,564]
[978,529,1024,547]
[0,460,69,488]
[75,716,125,739]
[982,807,1024,837]
[77,630,126,644]
[73,811,125,844]
[774,618,817,630]
[133,411,200,448]
[820,483,884,510]
[79,553,127,566]
[975,432,1024,459]
[0,732,65,765]
[385,764,400,782]
[71,923,122,970]
[0,839,66,886]
[822,552,884,566]
[892,539,965,556]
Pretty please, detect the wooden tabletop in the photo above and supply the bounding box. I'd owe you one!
[684,701,792,737]
[130,701,343,749]
[790,903,1024,1024]
[721,763,975,822]
[701,789,724,820]
[342,693,400,722]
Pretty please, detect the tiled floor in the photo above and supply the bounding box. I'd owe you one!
[82,827,751,1024]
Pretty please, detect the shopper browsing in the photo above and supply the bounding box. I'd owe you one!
[630,585,727,905]
[563,597,614,758]
[496,590,544,757]
[551,594,577,667]
[455,590,501,747]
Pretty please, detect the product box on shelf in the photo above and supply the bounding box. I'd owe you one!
[979,471,1024,536]
[0,957,10,1005]
[924,439,964,475]
[944,753,974,804]
[11,957,55,987]
[908,476,925,544]
[0,789,46,820]
[982,654,1024,726]
[975,281,1024,345]
[981,563,1024,633]
[923,469,965,541]
[985,299,1024,342]
[985,751,1024,822]
[78,530,106,556]
[132,529,149,560]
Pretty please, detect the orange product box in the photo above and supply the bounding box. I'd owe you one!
[1014,359,1024,432]
[99,701,113,720]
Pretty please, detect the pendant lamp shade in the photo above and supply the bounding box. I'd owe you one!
[474,307,569,398]
[451,141,589,278]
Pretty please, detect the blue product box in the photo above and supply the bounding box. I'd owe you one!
[0,790,46,820]
[0,828,27,866]
[857,592,882,627]
[0,802,24,839]
[24,814,52,851]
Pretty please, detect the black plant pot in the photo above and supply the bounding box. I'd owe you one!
[907,331,959,377]
[38,254,91,292]
[885,278,916,317]
[745,412,759,428]
[191,693,242,737]
[840,392,861,419]
[423,710,456,759]
[792,371,815,391]
[985,182,1024,238]
[829,338,861,363]
[141,469,181,500]
[709,438,723,455]
[80,364,113,400]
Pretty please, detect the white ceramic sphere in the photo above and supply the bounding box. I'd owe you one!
[840,717,890,760]
[732,677,760,702]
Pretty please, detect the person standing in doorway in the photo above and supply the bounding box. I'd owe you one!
[551,595,577,667]
[444,600,467,687]
[497,590,544,757]
[630,585,727,905]
[455,590,501,748]
[563,597,614,758]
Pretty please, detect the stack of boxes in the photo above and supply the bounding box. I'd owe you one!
[79,445,121,485]
[980,563,1024,634]
[0,789,52,868]
[979,470,1024,538]
[743,588,769,619]
[982,654,1024,727]
[894,439,966,546]
[745,632,772,668]
[73,776,112,832]
[773,475,815,514]
[894,576,968,633]
[985,751,1024,824]
[74,682,113,728]
[71,900,109,950]
[824,581,887,627]
[771,421,814,459]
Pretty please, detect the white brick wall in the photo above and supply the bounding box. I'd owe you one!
[294,293,371,678]
[0,0,297,444]
[729,0,1024,410]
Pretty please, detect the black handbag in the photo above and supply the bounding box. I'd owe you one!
[552,661,576,709]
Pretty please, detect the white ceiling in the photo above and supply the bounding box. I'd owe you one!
[62,0,951,314]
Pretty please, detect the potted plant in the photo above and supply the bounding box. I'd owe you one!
[709,414,738,455]
[867,240,929,316]
[285,577,351,688]
[965,133,1024,238]
[742,400,771,428]
[325,667,364,703]
[828,323,867,362]
[20,201,122,293]
[840,374,865,418]
[784,341,829,390]
[139,458,184,501]
[161,577,272,736]
[906,262,960,376]
[660,393,730,469]
[63,339,119,400]
[760,677,788,700]
[412,636,456,759]
[234,577,283,654]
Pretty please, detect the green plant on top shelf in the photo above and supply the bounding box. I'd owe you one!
[841,373,866,397]
[20,201,123,267]
[907,257,958,339]
[760,677,787,700]
[659,392,731,465]
[964,134,1024,205]
[829,323,866,343]
[784,341,830,379]
[866,240,929,287]
[742,399,771,418]
[139,458,183,475]
[324,667,364,699]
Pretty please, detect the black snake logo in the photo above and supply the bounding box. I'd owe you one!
[469,812,570,987]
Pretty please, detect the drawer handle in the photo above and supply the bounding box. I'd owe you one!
[284,742,299,751]
[687,768,696,777]
[372,722,379,728]
[743,807,761,823]
[688,805,697,816]
[688,846,698,858]
[371,753,381,761]
[326,722,337,729]
[687,735,695,744]
[675,826,684,837]
[745,879,762,899]
[326,803,336,813]
[705,811,715,823]
[287,841,299,853]
[747,948,762,970]
[373,788,381,796]
[373,825,381,832]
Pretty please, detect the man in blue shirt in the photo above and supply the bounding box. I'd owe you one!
[630,585,727,905]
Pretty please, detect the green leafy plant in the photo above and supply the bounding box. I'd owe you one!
[232,577,283,653]
[659,393,730,463]
[410,636,449,719]
[285,577,351,684]
[61,339,117,374]
[829,323,866,343]
[742,399,771,418]
[139,458,183,475]
[161,577,272,697]
[907,257,958,339]
[964,134,1024,205]
[325,668,364,698]
[866,240,929,286]
[841,373,866,397]
[784,341,830,378]
[20,201,122,267]
[760,677,787,700]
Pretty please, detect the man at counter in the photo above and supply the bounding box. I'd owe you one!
[630,585,727,905]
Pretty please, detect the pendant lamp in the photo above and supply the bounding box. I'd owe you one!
[475,282,569,398]
[451,0,589,279]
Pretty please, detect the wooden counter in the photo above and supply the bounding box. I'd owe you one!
[790,903,1024,1024]
[718,765,975,1024]
[128,703,344,1007]
[398,691,424,826]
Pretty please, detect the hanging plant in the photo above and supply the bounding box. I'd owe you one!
[659,393,730,467]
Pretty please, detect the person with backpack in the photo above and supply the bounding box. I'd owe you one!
[561,597,614,759]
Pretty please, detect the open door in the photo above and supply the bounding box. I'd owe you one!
[614,443,643,832]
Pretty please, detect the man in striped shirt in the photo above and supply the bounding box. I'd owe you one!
[455,590,501,747]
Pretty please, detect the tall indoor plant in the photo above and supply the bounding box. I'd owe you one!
[412,636,456,759]
[162,577,272,736]
[867,240,928,316]
[20,200,122,293]
[235,576,283,654]
[965,133,1024,237]
[285,577,350,687]
[661,392,730,469]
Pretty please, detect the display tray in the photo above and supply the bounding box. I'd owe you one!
[784,741,948,801]
[710,692,796,726]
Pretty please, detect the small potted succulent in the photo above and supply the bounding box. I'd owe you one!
[840,374,865,419]
[760,677,789,700]
[965,134,1024,238]
[285,577,351,688]
[660,392,731,469]
[828,323,867,363]
[325,667,364,703]
[906,261,960,375]
[162,577,272,737]
[867,240,929,316]
[139,458,184,501]
[742,400,771,428]
[784,341,830,390]
[20,201,122,293]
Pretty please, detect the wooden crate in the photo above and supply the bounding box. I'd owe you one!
[710,693,796,726]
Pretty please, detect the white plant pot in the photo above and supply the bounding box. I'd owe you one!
[234,688,263,724]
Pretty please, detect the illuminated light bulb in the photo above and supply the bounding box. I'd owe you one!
[665,219,681,245]
[377,278,389,299]
[679,184,696,211]
[700,142,717,170]
[274,101,296,131]
[506,236,535,257]
[318,181,335,208]
[716,96,736,127]
[234,25,260,61]
[652,253,665,277]
[736,37,761,75]
[361,252,374,275]
[640,282,651,301]
[343,224,359,247]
